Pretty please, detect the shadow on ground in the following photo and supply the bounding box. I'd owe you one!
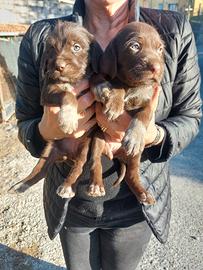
[171,122,203,182]
[0,244,65,270]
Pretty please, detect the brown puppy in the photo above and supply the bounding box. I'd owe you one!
[10,21,101,198]
[40,21,94,134]
[91,22,165,204]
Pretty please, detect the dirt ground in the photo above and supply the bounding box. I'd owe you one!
[0,117,66,270]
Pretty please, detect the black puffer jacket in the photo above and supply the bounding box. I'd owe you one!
[16,0,202,244]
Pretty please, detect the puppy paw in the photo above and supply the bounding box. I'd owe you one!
[92,81,111,103]
[125,96,141,111]
[122,129,145,156]
[122,120,146,156]
[58,105,78,134]
[103,96,124,121]
[124,85,153,111]
[56,184,75,199]
[137,191,156,205]
[87,184,106,197]
[101,87,111,104]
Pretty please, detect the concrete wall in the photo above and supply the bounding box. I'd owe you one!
[0,0,74,24]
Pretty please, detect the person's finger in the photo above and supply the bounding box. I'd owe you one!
[67,118,97,139]
[78,91,95,113]
[95,103,107,125]
[44,105,60,115]
[81,118,97,132]
[72,79,90,96]
[78,105,95,124]
[150,85,161,111]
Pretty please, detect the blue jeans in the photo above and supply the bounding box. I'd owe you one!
[59,220,151,270]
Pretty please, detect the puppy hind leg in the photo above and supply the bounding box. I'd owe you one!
[56,137,91,199]
[88,134,106,197]
[126,154,155,205]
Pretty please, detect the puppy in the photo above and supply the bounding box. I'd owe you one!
[91,22,165,204]
[10,20,101,198]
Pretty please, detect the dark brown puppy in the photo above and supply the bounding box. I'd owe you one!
[91,22,165,204]
[40,21,94,134]
[9,21,101,198]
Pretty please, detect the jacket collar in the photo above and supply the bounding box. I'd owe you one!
[71,0,140,24]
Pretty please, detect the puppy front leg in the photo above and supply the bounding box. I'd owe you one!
[122,104,153,156]
[58,90,78,134]
[103,88,126,120]
[91,76,125,120]
[124,85,154,111]
[126,155,155,205]
[90,74,111,104]
[41,83,79,134]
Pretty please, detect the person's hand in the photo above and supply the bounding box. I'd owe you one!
[38,79,96,141]
[96,103,130,142]
[144,86,165,147]
[96,86,164,153]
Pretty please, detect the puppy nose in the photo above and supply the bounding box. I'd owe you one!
[150,63,161,74]
[55,60,66,71]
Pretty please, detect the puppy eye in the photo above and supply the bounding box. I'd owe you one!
[73,43,81,52]
[130,42,140,52]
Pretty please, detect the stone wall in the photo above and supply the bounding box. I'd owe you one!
[0,0,74,24]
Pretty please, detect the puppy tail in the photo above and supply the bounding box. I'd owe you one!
[113,162,126,187]
[9,142,57,193]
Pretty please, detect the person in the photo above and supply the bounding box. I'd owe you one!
[16,0,202,269]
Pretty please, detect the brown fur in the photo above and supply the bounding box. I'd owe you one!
[10,21,164,204]
[40,20,95,134]
[9,21,103,198]
[91,22,165,204]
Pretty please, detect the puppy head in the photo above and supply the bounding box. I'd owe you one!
[41,20,94,83]
[101,22,165,86]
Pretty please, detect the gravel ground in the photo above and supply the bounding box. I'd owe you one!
[0,117,203,270]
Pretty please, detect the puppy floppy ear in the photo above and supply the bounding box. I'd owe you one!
[39,53,48,86]
[90,41,103,74]
[100,41,117,79]
[80,27,95,43]
[39,37,53,92]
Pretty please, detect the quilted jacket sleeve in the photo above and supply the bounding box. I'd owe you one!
[148,16,202,162]
[16,22,48,158]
